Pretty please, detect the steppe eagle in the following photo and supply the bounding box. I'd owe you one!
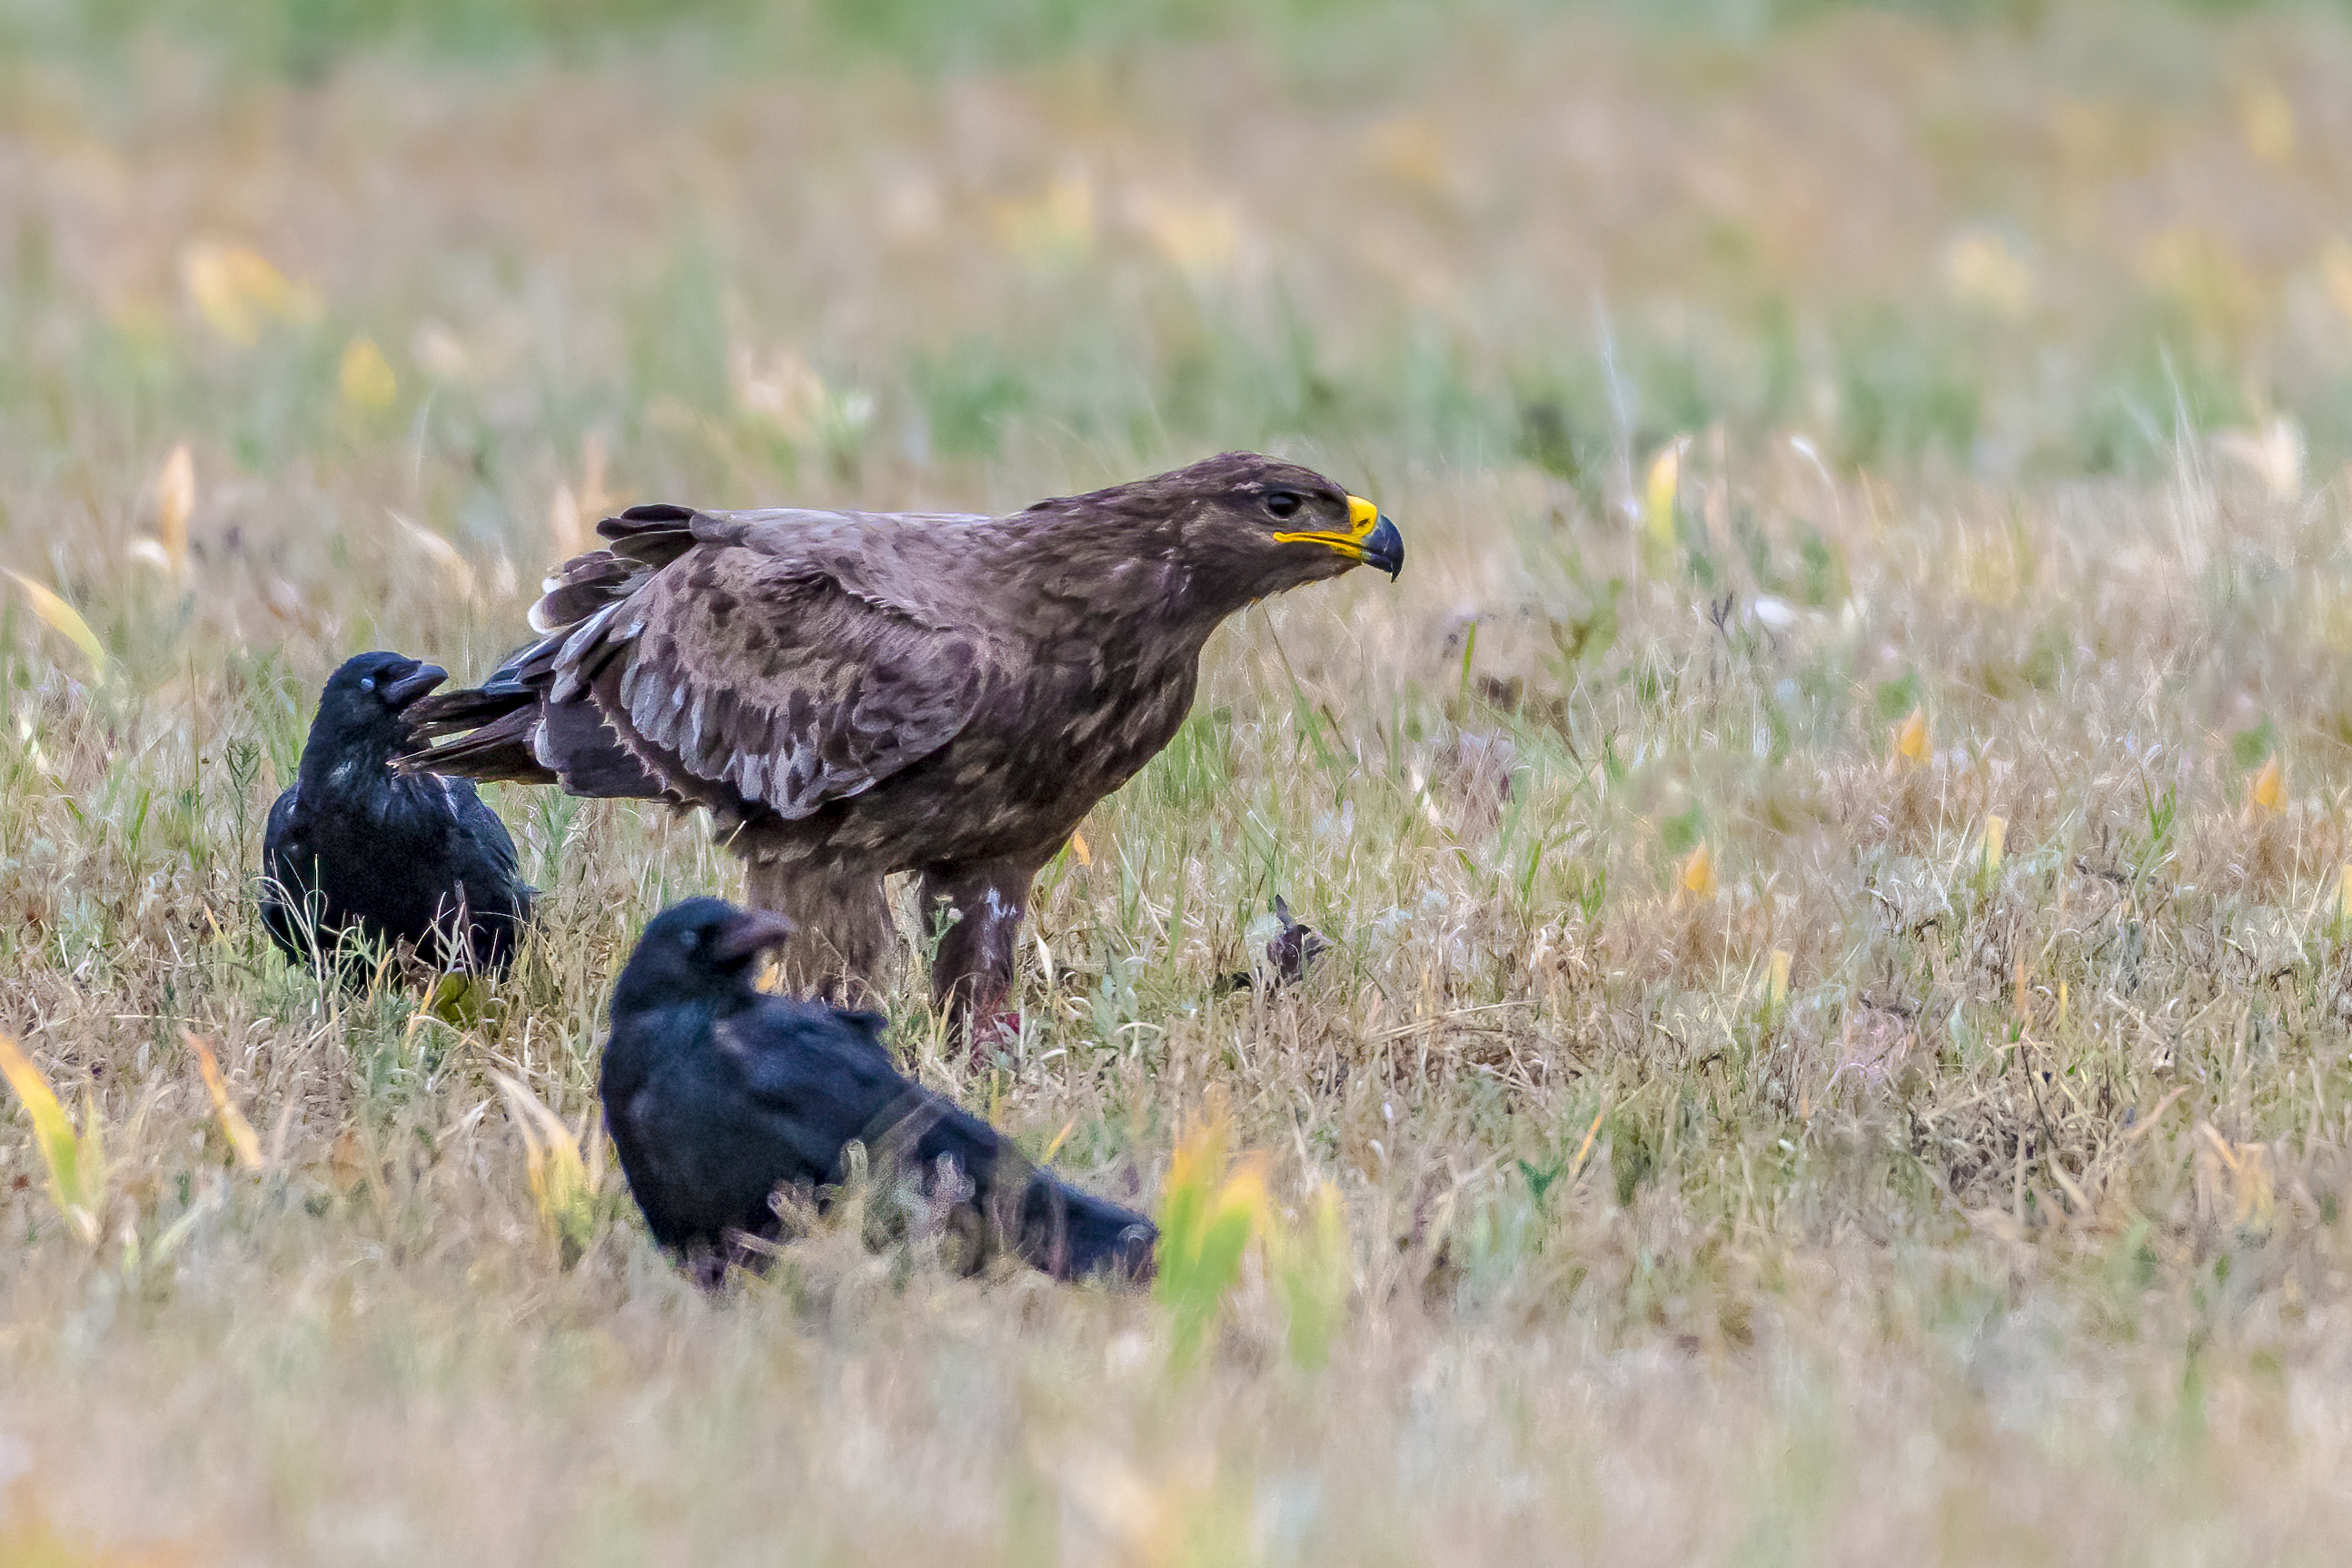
[404,451,1403,1041]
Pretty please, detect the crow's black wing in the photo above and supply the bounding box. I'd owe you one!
[258,785,311,962]
[726,998,1155,1279]
[448,779,524,882]
[601,1007,818,1252]
[443,777,537,933]
[720,1000,959,1179]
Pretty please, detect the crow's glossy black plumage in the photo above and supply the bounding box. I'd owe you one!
[599,897,1157,1285]
[262,651,534,978]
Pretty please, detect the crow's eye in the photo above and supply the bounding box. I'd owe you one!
[359,677,376,693]
[678,928,700,950]
[1264,491,1304,521]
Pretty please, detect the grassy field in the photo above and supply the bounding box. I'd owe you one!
[9,0,2352,1561]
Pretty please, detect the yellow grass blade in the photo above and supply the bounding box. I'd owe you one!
[1766,948,1791,1018]
[155,442,194,575]
[2324,239,2352,328]
[1067,829,1091,867]
[390,510,476,597]
[1678,840,1717,898]
[1980,814,2007,873]
[1155,1112,1272,1365]
[491,1070,599,1266]
[2239,80,2294,164]
[185,1031,263,1171]
[547,481,586,560]
[1894,705,1929,763]
[338,336,398,410]
[181,241,314,343]
[5,569,107,676]
[1570,1102,1608,1178]
[1642,438,1686,552]
[2249,755,2283,813]
[0,1031,103,1244]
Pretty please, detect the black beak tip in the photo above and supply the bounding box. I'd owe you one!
[1364,515,1404,581]
[714,908,798,965]
[382,663,450,707]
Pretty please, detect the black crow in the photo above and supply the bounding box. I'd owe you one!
[262,651,534,979]
[599,896,1157,1285]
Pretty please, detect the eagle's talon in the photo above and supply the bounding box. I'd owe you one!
[964,1007,1025,1062]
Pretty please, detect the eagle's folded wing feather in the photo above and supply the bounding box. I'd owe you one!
[411,503,999,817]
[544,507,996,820]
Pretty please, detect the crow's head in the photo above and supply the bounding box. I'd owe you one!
[311,651,450,757]
[613,897,797,1013]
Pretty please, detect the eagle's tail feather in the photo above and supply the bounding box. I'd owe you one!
[405,680,533,738]
[400,704,554,784]
[597,503,706,569]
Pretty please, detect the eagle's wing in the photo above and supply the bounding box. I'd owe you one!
[414,503,998,821]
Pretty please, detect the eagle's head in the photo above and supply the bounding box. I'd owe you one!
[1045,452,1404,607]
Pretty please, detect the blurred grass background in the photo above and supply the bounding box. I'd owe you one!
[11,1,2352,1563]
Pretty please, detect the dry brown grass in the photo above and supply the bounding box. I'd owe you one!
[9,4,2352,1563]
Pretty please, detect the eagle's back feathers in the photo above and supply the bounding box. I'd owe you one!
[581,551,990,822]
[414,505,1005,827]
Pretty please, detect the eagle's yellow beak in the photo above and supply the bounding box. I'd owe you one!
[1274,494,1405,579]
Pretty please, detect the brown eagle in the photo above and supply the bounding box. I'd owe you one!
[404,452,1403,1040]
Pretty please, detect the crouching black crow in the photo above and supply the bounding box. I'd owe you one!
[599,897,1157,1285]
[262,651,535,978]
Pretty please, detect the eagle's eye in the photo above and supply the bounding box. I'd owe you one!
[1263,491,1304,521]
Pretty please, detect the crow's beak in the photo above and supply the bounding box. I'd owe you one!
[711,907,798,966]
[381,663,449,707]
[1275,494,1404,580]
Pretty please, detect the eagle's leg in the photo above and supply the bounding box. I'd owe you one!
[742,856,897,1004]
[919,854,1041,1051]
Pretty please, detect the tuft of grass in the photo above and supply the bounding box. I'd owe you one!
[491,1070,604,1269]
[1269,1178,1351,1372]
[1152,1113,1269,1367]
[185,1032,264,1172]
[0,1034,105,1245]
